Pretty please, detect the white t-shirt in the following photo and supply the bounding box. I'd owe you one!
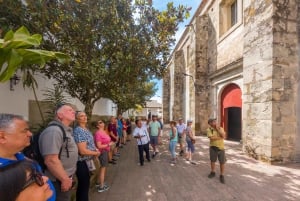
[133,126,150,145]
[176,123,186,134]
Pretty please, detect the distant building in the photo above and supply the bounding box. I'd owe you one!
[164,0,300,163]
[126,100,162,120]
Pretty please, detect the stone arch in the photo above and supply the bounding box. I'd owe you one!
[220,83,242,141]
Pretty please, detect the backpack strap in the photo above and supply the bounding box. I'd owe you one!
[48,123,70,159]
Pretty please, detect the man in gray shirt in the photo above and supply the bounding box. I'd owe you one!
[39,104,78,201]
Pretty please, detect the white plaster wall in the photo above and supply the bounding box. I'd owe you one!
[0,72,117,118]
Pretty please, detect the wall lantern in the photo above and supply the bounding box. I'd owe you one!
[10,74,21,91]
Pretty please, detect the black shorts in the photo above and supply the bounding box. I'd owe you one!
[209,146,226,164]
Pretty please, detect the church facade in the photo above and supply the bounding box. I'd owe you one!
[163,0,300,163]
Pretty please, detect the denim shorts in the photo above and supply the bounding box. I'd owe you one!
[186,140,195,153]
[150,136,158,145]
[99,151,109,167]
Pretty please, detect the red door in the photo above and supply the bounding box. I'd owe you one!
[221,84,242,140]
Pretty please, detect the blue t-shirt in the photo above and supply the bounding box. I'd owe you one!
[0,153,56,201]
[117,119,123,136]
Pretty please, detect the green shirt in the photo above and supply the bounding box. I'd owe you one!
[206,126,225,150]
[149,121,161,136]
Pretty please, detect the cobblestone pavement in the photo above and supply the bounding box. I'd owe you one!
[90,125,300,201]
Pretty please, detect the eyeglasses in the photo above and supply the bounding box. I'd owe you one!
[22,170,44,190]
[98,121,104,124]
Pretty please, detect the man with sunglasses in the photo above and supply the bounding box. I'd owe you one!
[39,104,78,201]
[0,113,56,201]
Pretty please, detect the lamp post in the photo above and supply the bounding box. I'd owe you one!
[183,73,210,93]
[183,73,196,88]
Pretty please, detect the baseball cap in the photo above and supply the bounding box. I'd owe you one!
[208,118,216,124]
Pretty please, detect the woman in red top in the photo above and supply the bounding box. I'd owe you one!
[93,120,112,193]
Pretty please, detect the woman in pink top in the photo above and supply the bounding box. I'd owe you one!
[93,120,111,193]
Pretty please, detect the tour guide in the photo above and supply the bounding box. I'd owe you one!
[206,118,226,184]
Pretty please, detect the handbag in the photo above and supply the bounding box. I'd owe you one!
[85,158,96,171]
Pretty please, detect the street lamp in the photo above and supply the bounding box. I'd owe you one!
[183,73,210,93]
[185,24,196,33]
[183,73,196,88]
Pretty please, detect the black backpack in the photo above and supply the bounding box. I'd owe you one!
[23,123,69,171]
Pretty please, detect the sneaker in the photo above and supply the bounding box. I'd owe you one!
[97,185,109,193]
[220,175,225,184]
[96,183,108,188]
[109,161,116,165]
[190,161,196,165]
[114,153,121,156]
[147,158,151,162]
[170,159,176,164]
[179,150,184,156]
[152,152,158,158]
[208,172,216,178]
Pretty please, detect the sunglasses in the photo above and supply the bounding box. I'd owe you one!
[98,121,104,124]
[22,170,44,190]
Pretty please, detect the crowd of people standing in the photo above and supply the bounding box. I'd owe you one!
[0,106,227,201]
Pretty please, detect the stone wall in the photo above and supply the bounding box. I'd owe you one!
[195,14,211,134]
[272,0,300,162]
[243,0,299,163]
[296,0,300,162]
[172,50,185,120]
[163,66,171,123]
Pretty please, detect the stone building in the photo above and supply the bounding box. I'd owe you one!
[163,0,300,163]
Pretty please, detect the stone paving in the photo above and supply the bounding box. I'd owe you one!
[90,125,300,201]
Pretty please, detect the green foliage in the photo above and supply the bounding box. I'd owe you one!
[0,0,190,118]
[42,85,70,122]
[0,26,70,82]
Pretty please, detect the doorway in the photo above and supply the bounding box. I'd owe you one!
[225,107,241,140]
[221,83,242,141]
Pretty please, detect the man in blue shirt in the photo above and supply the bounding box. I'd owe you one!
[0,113,56,201]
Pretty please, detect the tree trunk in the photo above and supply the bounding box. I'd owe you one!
[84,101,94,120]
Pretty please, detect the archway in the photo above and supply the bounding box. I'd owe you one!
[221,83,242,141]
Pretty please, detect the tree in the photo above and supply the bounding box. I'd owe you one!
[0,0,190,118]
[112,81,157,114]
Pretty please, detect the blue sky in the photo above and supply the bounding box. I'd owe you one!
[151,0,201,102]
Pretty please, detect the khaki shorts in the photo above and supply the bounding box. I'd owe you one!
[209,146,226,164]
[110,142,116,151]
[177,135,185,144]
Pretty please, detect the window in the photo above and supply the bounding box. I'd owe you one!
[231,1,237,26]
[219,0,240,36]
